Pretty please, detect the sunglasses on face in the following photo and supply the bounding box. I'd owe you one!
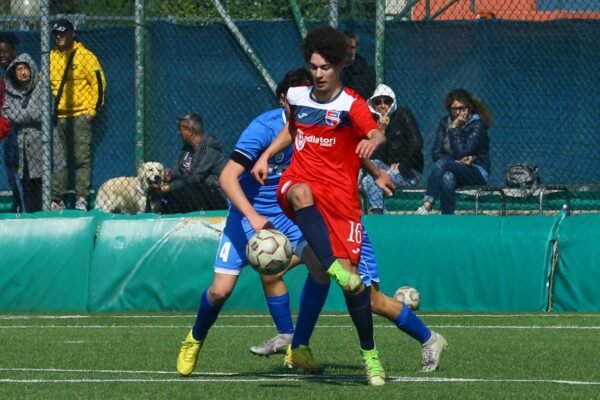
[450,106,469,112]
[373,98,393,106]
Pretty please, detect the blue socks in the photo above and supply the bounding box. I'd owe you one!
[266,293,294,334]
[295,205,336,268]
[344,289,375,350]
[394,304,432,343]
[292,275,330,349]
[192,288,223,341]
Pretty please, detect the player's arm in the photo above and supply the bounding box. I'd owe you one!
[219,156,270,233]
[356,128,386,159]
[351,98,387,158]
[362,158,395,196]
[250,121,293,185]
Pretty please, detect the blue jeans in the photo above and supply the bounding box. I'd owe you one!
[424,158,488,215]
[3,133,23,212]
[361,159,421,211]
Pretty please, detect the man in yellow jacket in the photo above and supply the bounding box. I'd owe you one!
[50,18,106,211]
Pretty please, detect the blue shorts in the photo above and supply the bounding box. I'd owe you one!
[357,229,380,287]
[214,208,306,275]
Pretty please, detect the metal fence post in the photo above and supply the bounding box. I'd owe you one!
[289,0,307,38]
[135,0,145,165]
[375,0,385,86]
[40,0,52,210]
[210,0,277,94]
[329,0,338,28]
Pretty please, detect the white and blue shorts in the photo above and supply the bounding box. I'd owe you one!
[357,229,380,287]
[214,209,307,276]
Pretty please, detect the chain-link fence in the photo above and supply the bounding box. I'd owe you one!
[1,1,599,214]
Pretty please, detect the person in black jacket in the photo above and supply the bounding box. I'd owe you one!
[360,84,424,214]
[341,32,375,100]
[159,113,227,213]
[416,88,493,215]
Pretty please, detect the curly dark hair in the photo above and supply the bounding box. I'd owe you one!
[301,25,348,66]
[0,33,18,48]
[444,88,494,127]
[276,67,312,99]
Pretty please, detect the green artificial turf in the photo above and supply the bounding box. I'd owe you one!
[1,312,599,399]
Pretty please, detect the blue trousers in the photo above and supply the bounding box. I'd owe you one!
[424,158,487,214]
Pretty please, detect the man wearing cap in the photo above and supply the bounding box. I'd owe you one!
[158,113,227,213]
[50,18,106,211]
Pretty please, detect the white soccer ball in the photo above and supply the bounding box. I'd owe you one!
[246,229,293,275]
[394,286,421,311]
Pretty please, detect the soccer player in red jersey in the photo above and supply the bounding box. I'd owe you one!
[252,25,387,386]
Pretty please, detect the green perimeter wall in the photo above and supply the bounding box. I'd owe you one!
[0,211,598,312]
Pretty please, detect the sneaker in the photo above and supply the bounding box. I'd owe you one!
[360,347,386,386]
[326,260,362,292]
[249,333,292,357]
[75,197,88,211]
[50,200,65,211]
[415,206,430,215]
[421,331,447,372]
[284,345,324,374]
[177,330,203,376]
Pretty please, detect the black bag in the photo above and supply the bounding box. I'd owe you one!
[505,162,541,196]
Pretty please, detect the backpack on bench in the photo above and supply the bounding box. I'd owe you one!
[505,162,541,196]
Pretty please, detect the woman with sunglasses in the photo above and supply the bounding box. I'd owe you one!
[416,88,493,215]
[361,84,424,214]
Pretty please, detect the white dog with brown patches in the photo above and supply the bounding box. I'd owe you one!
[95,162,164,214]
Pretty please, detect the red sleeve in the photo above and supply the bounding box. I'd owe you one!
[349,96,379,139]
[0,118,10,142]
[0,81,11,142]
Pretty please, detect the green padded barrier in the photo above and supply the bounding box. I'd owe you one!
[0,216,97,311]
[89,217,224,311]
[88,213,347,312]
[552,215,600,311]
[362,214,561,311]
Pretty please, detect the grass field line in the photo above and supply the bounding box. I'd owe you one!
[0,368,599,386]
[0,324,599,330]
[2,313,600,320]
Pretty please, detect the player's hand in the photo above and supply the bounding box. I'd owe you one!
[374,168,395,197]
[355,139,377,159]
[457,155,474,165]
[390,163,400,171]
[249,214,273,233]
[163,168,172,183]
[251,155,269,185]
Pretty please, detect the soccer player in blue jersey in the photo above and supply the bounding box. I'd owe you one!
[176,68,333,376]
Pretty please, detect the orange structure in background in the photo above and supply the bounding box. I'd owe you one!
[411,0,600,21]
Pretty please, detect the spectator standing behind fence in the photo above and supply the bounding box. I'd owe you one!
[0,33,23,212]
[159,113,227,213]
[49,18,106,211]
[2,54,66,212]
[341,31,375,100]
[416,88,493,215]
[360,84,424,214]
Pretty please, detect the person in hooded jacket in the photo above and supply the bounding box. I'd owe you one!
[159,113,227,213]
[2,53,66,212]
[360,84,424,214]
[0,33,23,212]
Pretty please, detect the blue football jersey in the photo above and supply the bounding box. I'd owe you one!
[233,108,292,215]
